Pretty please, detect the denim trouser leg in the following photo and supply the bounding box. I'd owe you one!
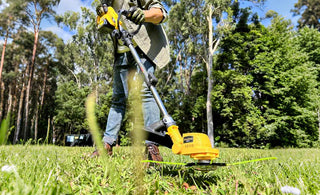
[103,64,129,145]
[141,60,160,127]
[141,59,160,146]
[103,52,160,146]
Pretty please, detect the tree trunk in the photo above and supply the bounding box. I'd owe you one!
[0,81,4,122]
[40,62,48,106]
[206,71,214,147]
[206,5,221,147]
[14,82,26,144]
[12,61,19,118]
[45,117,51,144]
[7,85,12,118]
[23,29,39,141]
[206,5,214,147]
[179,61,184,92]
[14,58,30,144]
[0,30,9,122]
[52,117,57,144]
[34,103,39,141]
[0,30,8,86]
[35,62,48,140]
[30,114,35,139]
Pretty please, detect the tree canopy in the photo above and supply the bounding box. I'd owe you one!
[292,0,320,30]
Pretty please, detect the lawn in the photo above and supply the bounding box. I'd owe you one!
[0,145,319,194]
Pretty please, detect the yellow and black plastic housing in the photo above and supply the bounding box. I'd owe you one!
[167,125,219,161]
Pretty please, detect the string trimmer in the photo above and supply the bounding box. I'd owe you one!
[96,5,276,169]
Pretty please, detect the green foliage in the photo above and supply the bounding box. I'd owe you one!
[162,0,267,146]
[0,0,28,35]
[53,5,114,143]
[292,0,320,30]
[156,0,320,148]
[255,16,319,147]
[212,10,320,148]
[25,0,61,20]
[0,145,320,194]
[54,81,90,135]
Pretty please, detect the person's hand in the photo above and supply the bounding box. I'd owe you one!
[127,6,145,24]
[96,4,113,34]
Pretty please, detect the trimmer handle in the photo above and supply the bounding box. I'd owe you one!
[118,9,142,36]
[120,9,130,18]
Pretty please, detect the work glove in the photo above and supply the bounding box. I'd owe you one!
[96,4,108,17]
[96,4,114,34]
[127,6,145,24]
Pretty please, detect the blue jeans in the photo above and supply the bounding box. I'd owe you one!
[103,51,160,146]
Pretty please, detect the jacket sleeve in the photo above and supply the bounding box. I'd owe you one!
[139,0,168,23]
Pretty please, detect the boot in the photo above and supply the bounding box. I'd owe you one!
[91,143,113,157]
[145,144,163,161]
[104,143,113,155]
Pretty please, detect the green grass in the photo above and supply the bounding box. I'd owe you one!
[0,145,319,194]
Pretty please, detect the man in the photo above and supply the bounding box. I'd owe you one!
[93,0,170,161]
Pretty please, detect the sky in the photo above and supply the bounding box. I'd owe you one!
[265,0,298,22]
[42,0,93,42]
[49,0,300,42]
[248,0,299,26]
[1,0,300,43]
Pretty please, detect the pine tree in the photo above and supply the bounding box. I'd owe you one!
[0,0,28,122]
[292,0,320,30]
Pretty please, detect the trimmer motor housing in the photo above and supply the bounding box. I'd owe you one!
[181,133,219,160]
[167,125,219,161]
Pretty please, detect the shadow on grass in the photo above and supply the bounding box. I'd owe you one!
[147,164,222,189]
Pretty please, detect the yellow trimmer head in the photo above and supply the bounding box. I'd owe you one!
[167,125,219,161]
